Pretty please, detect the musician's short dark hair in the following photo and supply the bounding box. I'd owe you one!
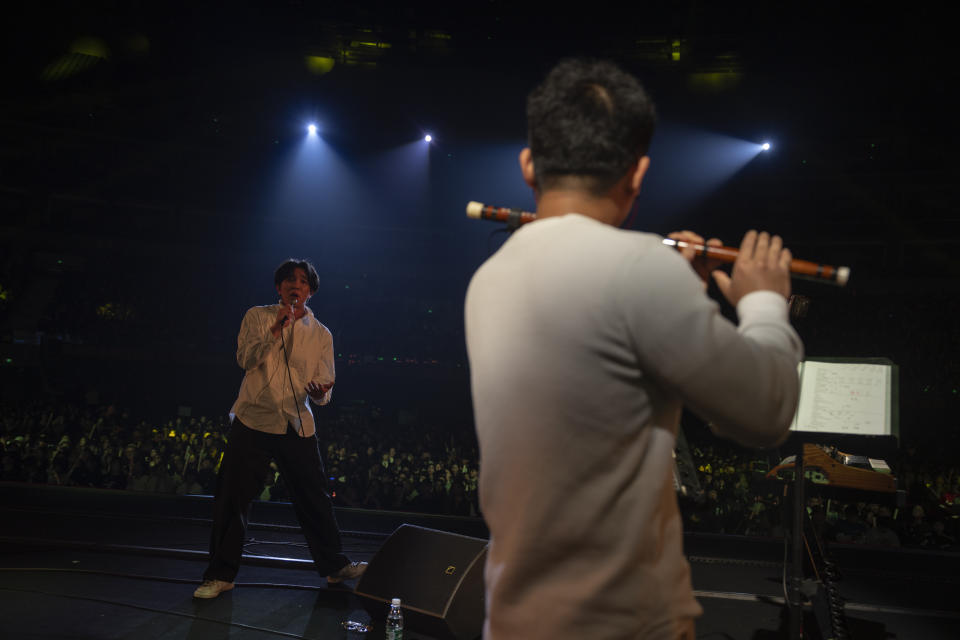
[274,258,320,293]
[526,58,656,196]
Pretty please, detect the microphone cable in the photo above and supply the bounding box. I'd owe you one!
[279,300,306,437]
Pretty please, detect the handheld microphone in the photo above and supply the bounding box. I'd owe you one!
[281,297,299,327]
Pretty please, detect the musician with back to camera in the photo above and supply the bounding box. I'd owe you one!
[193,258,366,599]
[464,59,803,639]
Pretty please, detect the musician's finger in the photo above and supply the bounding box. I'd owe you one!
[779,247,793,271]
[668,230,703,261]
[755,231,770,261]
[739,230,758,259]
[705,238,722,247]
[769,234,783,265]
[712,269,732,301]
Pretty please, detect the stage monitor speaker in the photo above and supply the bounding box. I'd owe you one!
[355,524,488,640]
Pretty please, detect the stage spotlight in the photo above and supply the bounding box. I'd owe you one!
[761,142,771,151]
[424,134,433,143]
[307,123,318,136]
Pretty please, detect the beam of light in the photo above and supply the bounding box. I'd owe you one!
[361,139,432,229]
[307,123,318,136]
[761,142,771,151]
[424,134,432,143]
[256,129,381,273]
[635,124,772,229]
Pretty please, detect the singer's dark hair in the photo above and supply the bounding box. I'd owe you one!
[526,58,656,196]
[274,259,320,293]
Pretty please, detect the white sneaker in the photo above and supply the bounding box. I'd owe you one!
[193,579,234,599]
[327,561,368,584]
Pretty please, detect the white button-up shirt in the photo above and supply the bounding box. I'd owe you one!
[229,304,334,437]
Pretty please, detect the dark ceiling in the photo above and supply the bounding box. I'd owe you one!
[1,1,955,263]
[3,2,950,146]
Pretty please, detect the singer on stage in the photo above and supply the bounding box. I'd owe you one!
[194,258,366,599]
[464,60,803,639]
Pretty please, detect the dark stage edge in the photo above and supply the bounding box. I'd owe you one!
[2,484,958,640]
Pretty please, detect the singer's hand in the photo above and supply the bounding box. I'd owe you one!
[712,230,792,306]
[270,304,296,337]
[305,380,334,403]
[667,230,723,288]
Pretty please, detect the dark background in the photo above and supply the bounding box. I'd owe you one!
[0,2,956,445]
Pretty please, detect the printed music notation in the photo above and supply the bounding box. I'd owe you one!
[791,362,892,436]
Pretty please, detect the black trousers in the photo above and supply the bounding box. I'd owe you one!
[203,419,349,582]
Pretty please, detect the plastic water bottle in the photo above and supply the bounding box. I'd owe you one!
[385,597,403,640]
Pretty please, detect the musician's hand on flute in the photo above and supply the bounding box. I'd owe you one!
[712,230,792,306]
[668,230,723,288]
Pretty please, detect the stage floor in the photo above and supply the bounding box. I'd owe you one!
[1,484,957,639]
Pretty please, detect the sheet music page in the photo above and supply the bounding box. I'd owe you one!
[791,361,891,435]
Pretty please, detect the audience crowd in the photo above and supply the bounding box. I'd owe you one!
[3,240,959,552]
[0,399,482,517]
[682,432,960,551]
[2,397,958,553]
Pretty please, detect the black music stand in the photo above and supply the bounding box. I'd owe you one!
[780,357,899,640]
